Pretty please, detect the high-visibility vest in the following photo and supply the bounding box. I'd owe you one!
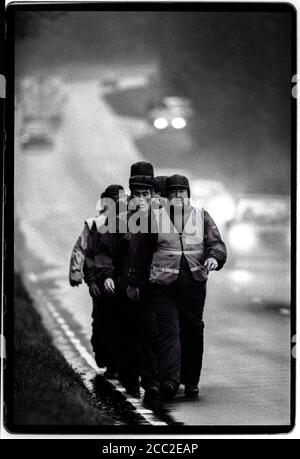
[149,206,208,285]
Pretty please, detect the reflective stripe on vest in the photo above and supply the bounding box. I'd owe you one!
[149,206,208,286]
[151,266,180,274]
[159,248,203,255]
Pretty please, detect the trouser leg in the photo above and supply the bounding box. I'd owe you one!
[118,295,140,386]
[91,296,120,371]
[179,281,206,386]
[91,297,106,368]
[104,297,120,372]
[151,288,181,388]
[140,301,160,390]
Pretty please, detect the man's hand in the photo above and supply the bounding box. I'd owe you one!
[104,278,115,295]
[69,271,83,287]
[126,285,140,302]
[89,282,101,298]
[204,257,218,271]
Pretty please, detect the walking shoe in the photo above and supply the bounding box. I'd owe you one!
[185,384,199,398]
[160,382,178,400]
[144,385,160,401]
[124,382,141,398]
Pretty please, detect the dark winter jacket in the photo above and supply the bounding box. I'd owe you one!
[93,210,151,292]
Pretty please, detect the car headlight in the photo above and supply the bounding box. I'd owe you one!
[171,117,186,129]
[208,196,236,224]
[228,223,256,252]
[154,118,168,129]
[229,269,254,283]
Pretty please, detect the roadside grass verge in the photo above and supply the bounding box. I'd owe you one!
[13,273,113,426]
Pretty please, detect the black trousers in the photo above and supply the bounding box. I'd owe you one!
[118,293,141,386]
[91,297,119,371]
[140,279,206,389]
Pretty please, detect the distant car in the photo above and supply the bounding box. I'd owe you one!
[20,120,54,150]
[101,74,150,94]
[190,179,236,230]
[226,194,291,306]
[155,167,235,230]
[20,75,66,128]
[148,96,193,130]
[101,77,119,92]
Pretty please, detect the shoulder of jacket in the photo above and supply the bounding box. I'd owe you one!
[84,218,95,231]
[203,209,213,221]
[84,214,105,231]
[94,214,107,232]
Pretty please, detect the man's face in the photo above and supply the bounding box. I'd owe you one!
[168,187,189,207]
[132,188,152,211]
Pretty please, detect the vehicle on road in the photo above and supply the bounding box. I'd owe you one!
[19,120,54,150]
[20,75,67,129]
[147,96,194,130]
[101,75,149,92]
[156,167,235,230]
[190,178,236,230]
[226,194,291,306]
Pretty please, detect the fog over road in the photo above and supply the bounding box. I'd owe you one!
[15,75,144,331]
[15,71,291,427]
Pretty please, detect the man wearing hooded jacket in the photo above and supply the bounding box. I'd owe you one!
[127,174,227,401]
[83,184,126,377]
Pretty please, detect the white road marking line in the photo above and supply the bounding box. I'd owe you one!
[137,409,153,414]
[45,300,100,372]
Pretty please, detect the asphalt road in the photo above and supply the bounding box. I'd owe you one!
[157,272,291,425]
[14,69,291,427]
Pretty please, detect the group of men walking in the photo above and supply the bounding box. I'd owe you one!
[69,161,227,401]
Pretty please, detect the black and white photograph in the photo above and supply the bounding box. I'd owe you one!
[2,1,296,437]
